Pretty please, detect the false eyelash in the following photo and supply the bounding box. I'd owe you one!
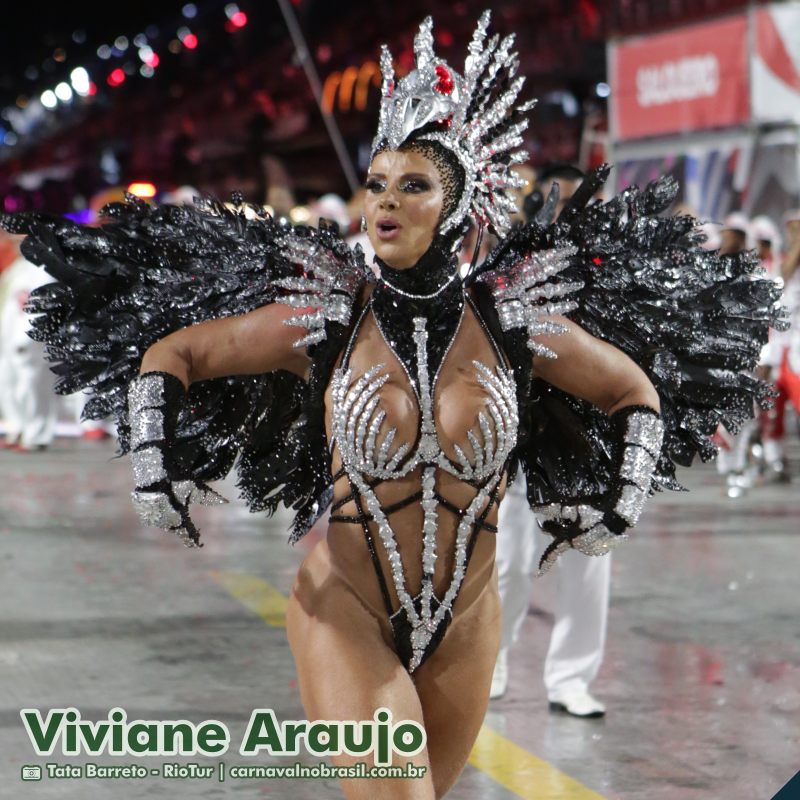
[401,180,431,192]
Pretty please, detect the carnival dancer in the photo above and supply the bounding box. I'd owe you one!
[0,13,784,798]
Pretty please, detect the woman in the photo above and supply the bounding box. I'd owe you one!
[2,12,782,799]
[132,142,659,798]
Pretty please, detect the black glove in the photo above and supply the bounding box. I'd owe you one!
[533,405,664,573]
[128,371,226,547]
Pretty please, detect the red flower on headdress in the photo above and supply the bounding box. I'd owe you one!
[434,64,454,95]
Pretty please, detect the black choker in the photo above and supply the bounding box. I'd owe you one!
[372,245,465,394]
[375,234,459,293]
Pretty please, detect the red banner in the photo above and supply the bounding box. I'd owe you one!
[611,15,749,140]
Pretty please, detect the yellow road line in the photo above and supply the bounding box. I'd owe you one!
[209,570,288,627]
[469,725,607,800]
[213,569,608,799]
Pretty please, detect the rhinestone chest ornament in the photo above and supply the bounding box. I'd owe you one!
[330,315,518,671]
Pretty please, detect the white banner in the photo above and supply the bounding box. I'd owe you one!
[752,1,800,123]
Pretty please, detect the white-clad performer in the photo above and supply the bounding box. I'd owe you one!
[0,237,56,451]
[491,473,609,717]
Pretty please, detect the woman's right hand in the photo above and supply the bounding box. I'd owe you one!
[130,303,314,545]
[127,371,227,546]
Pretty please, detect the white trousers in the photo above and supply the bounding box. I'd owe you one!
[496,478,611,698]
[715,419,757,474]
[0,341,56,447]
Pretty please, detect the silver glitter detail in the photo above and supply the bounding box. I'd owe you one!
[330,315,517,671]
[131,447,167,487]
[619,446,657,491]
[171,480,227,507]
[615,484,648,525]
[172,480,193,506]
[534,502,563,522]
[171,527,201,548]
[624,411,665,459]
[420,466,438,626]
[413,317,439,465]
[572,526,627,557]
[372,11,532,236]
[364,409,386,465]
[274,237,367,348]
[130,408,165,450]
[534,502,604,537]
[376,427,397,472]
[534,409,662,570]
[575,504,605,529]
[379,270,458,299]
[477,246,582,358]
[128,373,164,415]
[195,485,227,506]
[454,361,518,481]
[537,540,571,575]
[131,490,181,529]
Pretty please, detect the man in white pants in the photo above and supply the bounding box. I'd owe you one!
[491,473,610,717]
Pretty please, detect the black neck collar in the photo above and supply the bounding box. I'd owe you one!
[371,242,465,394]
[375,237,460,297]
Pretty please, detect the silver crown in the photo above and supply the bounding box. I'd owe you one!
[372,11,536,237]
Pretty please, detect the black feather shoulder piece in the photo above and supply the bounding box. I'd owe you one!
[0,195,370,540]
[468,165,788,506]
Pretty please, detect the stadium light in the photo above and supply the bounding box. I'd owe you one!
[70,67,91,96]
[54,82,73,102]
[128,182,157,198]
[107,68,126,87]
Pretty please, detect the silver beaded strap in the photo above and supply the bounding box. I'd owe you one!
[129,373,173,489]
[612,409,665,526]
[378,270,458,299]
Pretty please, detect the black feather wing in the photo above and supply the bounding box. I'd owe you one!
[470,166,787,503]
[1,196,366,538]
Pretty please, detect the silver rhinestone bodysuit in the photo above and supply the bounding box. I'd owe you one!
[329,296,518,672]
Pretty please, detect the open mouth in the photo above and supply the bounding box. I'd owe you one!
[376,219,402,240]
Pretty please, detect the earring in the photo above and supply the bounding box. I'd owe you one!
[360,215,368,233]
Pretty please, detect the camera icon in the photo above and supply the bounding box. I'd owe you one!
[21,765,42,781]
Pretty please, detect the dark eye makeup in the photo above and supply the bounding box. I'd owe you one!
[364,175,433,193]
[400,178,431,192]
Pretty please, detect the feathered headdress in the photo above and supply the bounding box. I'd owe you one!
[372,10,535,237]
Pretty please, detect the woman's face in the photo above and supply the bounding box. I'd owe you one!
[364,149,445,269]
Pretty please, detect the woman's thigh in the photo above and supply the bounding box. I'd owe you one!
[412,579,502,798]
[286,561,436,799]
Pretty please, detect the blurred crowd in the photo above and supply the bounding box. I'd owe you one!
[706,209,800,496]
